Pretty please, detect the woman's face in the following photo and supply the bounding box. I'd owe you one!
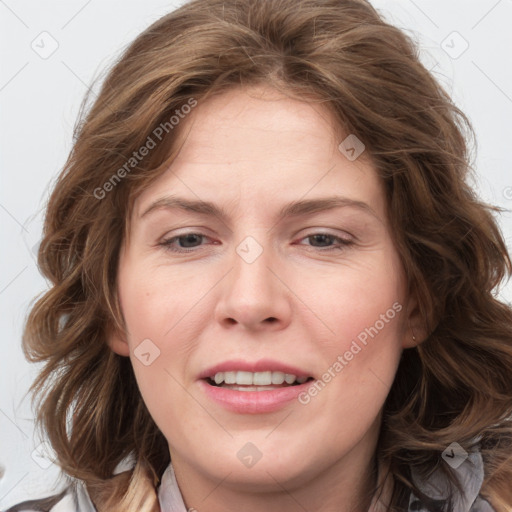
[110,86,420,495]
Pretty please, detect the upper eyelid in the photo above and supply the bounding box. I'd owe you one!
[160,228,354,240]
[143,207,370,240]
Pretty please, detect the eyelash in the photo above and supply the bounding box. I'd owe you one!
[159,232,354,253]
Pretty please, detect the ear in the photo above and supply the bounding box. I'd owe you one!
[106,324,130,357]
[401,293,429,349]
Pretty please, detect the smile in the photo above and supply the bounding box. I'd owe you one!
[208,370,310,389]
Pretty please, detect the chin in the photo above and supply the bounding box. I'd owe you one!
[192,443,323,491]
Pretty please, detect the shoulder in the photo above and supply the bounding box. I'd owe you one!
[5,454,137,512]
[4,482,97,512]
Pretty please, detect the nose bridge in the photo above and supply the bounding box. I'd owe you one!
[214,233,291,329]
[232,234,273,294]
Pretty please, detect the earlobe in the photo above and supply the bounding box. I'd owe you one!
[401,296,428,349]
[403,329,422,349]
[107,327,131,357]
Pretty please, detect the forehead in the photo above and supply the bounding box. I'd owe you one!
[132,85,384,223]
[169,86,345,166]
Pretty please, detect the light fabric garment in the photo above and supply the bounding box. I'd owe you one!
[406,450,495,512]
[6,451,496,511]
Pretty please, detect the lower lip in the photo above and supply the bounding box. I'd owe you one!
[199,379,312,414]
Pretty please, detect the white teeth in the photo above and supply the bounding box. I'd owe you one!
[229,386,282,391]
[284,374,296,384]
[224,371,236,384]
[253,371,272,385]
[236,371,253,385]
[211,371,308,386]
[271,371,285,385]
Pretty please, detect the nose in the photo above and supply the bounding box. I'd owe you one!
[214,237,292,332]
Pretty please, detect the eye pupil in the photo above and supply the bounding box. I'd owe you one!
[310,234,333,246]
[180,234,202,247]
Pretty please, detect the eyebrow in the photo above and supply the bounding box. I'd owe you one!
[139,195,379,222]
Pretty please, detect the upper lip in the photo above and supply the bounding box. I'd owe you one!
[198,359,312,380]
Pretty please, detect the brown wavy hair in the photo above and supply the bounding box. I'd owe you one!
[19,0,512,510]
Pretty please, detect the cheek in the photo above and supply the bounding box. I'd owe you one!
[312,254,405,351]
[117,266,204,406]
[303,251,405,404]
[119,264,206,348]
[118,268,206,437]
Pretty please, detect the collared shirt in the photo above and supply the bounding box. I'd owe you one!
[6,451,496,512]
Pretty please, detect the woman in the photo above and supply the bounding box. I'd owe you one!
[8,0,512,510]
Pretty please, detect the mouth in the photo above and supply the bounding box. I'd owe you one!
[205,370,314,391]
[198,360,316,413]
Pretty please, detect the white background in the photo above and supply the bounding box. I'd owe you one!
[1,0,511,508]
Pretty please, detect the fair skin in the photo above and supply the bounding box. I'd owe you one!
[109,85,425,512]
